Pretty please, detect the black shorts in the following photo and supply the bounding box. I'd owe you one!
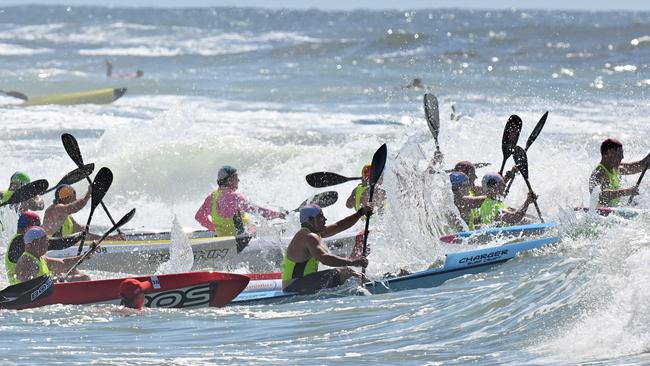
[283,269,343,294]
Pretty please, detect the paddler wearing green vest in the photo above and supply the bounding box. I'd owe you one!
[6,211,89,284]
[449,172,485,231]
[194,165,287,237]
[282,204,371,294]
[42,184,125,240]
[0,171,44,213]
[589,138,650,207]
[478,173,537,227]
[14,226,91,284]
[345,163,386,214]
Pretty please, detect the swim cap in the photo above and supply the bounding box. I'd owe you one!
[24,226,46,244]
[454,161,476,179]
[10,171,30,185]
[17,211,41,231]
[481,173,504,190]
[361,163,372,181]
[299,204,322,224]
[600,138,623,154]
[119,278,152,309]
[217,165,237,185]
[55,185,75,203]
[449,172,469,188]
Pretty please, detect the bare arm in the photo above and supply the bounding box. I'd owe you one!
[305,235,365,268]
[321,210,365,238]
[194,194,215,231]
[590,168,636,205]
[57,187,92,216]
[500,194,535,225]
[620,153,650,175]
[345,189,356,209]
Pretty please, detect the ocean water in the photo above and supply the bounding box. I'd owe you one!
[0,5,650,365]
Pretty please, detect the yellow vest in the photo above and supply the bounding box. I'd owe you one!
[210,189,249,237]
[598,163,621,206]
[282,228,320,281]
[16,252,50,284]
[479,198,506,226]
[467,190,480,230]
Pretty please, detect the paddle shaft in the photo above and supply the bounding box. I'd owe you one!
[628,161,649,204]
[520,175,544,223]
[361,184,375,277]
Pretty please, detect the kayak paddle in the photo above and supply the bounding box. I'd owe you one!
[294,191,338,211]
[423,94,440,152]
[61,133,121,233]
[512,146,544,223]
[0,90,28,101]
[65,208,136,280]
[77,167,113,255]
[499,115,523,175]
[362,143,388,280]
[44,163,95,193]
[504,111,548,197]
[306,172,361,188]
[628,161,649,205]
[0,179,49,207]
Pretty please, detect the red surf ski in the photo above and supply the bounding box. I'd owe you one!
[13,272,249,310]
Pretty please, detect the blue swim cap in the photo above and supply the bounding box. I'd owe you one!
[299,204,322,224]
[449,172,469,188]
[24,226,46,244]
[481,173,504,190]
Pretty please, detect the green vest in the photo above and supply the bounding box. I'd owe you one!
[467,189,480,230]
[354,184,368,211]
[55,216,75,237]
[16,252,50,284]
[598,163,621,206]
[479,198,506,226]
[5,233,21,285]
[282,229,320,281]
[1,189,14,205]
[210,189,249,237]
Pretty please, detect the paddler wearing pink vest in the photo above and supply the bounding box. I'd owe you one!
[194,165,287,237]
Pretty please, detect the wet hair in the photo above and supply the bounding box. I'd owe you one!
[600,138,623,155]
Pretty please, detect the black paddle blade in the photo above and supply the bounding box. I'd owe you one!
[502,115,523,159]
[309,191,338,208]
[0,179,49,207]
[91,167,113,211]
[305,172,360,188]
[423,94,440,143]
[114,208,136,229]
[45,163,95,193]
[512,146,529,181]
[525,111,548,150]
[0,275,53,309]
[370,144,388,185]
[61,133,84,167]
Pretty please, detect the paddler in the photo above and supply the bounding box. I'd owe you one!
[453,161,517,196]
[14,226,91,284]
[282,204,371,294]
[0,171,44,213]
[449,172,484,231]
[5,211,85,285]
[194,165,287,237]
[42,184,125,240]
[478,173,537,227]
[345,163,386,214]
[589,138,650,206]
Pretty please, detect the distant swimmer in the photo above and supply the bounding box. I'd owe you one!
[194,165,287,237]
[589,138,650,207]
[450,105,463,121]
[403,78,425,89]
[105,59,143,80]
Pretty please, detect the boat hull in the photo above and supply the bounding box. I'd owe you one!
[11,272,249,310]
[21,88,126,106]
